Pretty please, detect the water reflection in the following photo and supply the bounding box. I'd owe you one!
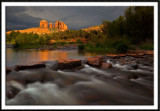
[7,48,107,66]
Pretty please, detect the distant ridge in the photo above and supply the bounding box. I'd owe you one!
[82,25,103,32]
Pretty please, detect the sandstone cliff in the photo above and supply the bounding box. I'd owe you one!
[55,21,68,31]
[6,20,68,35]
[82,25,103,32]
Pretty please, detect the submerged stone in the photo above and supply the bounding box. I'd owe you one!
[15,62,46,71]
[101,63,112,69]
[86,57,103,67]
[58,59,82,70]
[6,67,11,73]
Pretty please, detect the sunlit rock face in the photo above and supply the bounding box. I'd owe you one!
[40,20,48,28]
[49,22,53,29]
[55,21,68,31]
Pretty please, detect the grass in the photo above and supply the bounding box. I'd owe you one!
[82,43,116,53]
[139,44,153,50]
[13,44,43,49]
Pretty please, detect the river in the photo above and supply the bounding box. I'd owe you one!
[6,48,154,105]
[6,48,107,66]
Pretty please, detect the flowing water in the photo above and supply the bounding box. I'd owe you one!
[6,48,154,105]
[6,48,107,66]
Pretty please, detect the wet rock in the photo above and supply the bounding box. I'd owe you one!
[106,54,126,59]
[72,65,84,71]
[15,62,46,71]
[130,64,139,70]
[106,54,119,59]
[6,67,11,73]
[101,63,112,69]
[145,50,153,55]
[123,75,131,79]
[83,92,101,101]
[50,62,59,71]
[130,74,139,79]
[118,54,126,57]
[25,74,45,84]
[58,59,82,70]
[86,57,103,67]
[126,53,137,57]
[7,85,20,99]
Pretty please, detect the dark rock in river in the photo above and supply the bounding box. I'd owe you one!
[6,67,11,73]
[15,62,46,71]
[130,64,139,70]
[101,63,112,69]
[58,59,82,70]
[7,85,20,99]
[106,54,126,59]
[50,62,59,71]
[86,57,103,67]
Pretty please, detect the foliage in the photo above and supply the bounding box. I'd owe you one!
[115,42,129,53]
[139,40,153,50]
[102,6,153,45]
[7,6,153,52]
[78,44,85,50]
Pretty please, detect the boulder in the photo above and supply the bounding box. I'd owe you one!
[106,54,126,59]
[7,85,20,99]
[145,50,153,55]
[58,59,82,70]
[129,64,139,70]
[86,57,103,67]
[15,62,46,71]
[83,92,101,101]
[101,63,112,69]
[55,21,68,31]
[40,19,48,28]
[126,53,137,57]
[106,54,119,59]
[6,67,11,73]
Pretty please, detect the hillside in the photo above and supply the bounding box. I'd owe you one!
[6,27,59,35]
[82,25,103,32]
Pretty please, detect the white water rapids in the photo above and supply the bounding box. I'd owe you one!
[6,59,153,105]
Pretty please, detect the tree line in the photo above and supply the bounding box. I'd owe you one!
[6,6,153,52]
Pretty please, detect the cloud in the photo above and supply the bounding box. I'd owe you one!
[6,6,128,30]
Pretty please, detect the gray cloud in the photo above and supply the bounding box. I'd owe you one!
[6,6,128,30]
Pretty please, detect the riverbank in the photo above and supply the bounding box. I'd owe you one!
[6,52,153,105]
[7,43,153,54]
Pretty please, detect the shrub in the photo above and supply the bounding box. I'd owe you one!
[13,42,20,48]
[140,44,153,50]
[76,39,83,44]
[53,43,57,48]
[115,42,129,53]
[69,42,75,44]
[78,44,85,50]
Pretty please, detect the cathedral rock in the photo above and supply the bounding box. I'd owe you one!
[49,22,53,29]
[40,20,48,28]
[40,19,68,31]
[6,19,68,35]
[55,21,68,31]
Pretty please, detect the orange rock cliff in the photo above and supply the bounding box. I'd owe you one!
[7,19,68,35]
[40,19,68,30]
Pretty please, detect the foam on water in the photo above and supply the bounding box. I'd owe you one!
[7,82,77,105]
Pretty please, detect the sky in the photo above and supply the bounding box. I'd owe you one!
[6,6,128,30]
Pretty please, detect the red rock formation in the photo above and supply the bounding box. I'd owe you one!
[52,24,54,28]
[7,20,68,35]
[54,21,68,31]
[40,20,48,28]
[49,22,53,28]
[55,21,59,29]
